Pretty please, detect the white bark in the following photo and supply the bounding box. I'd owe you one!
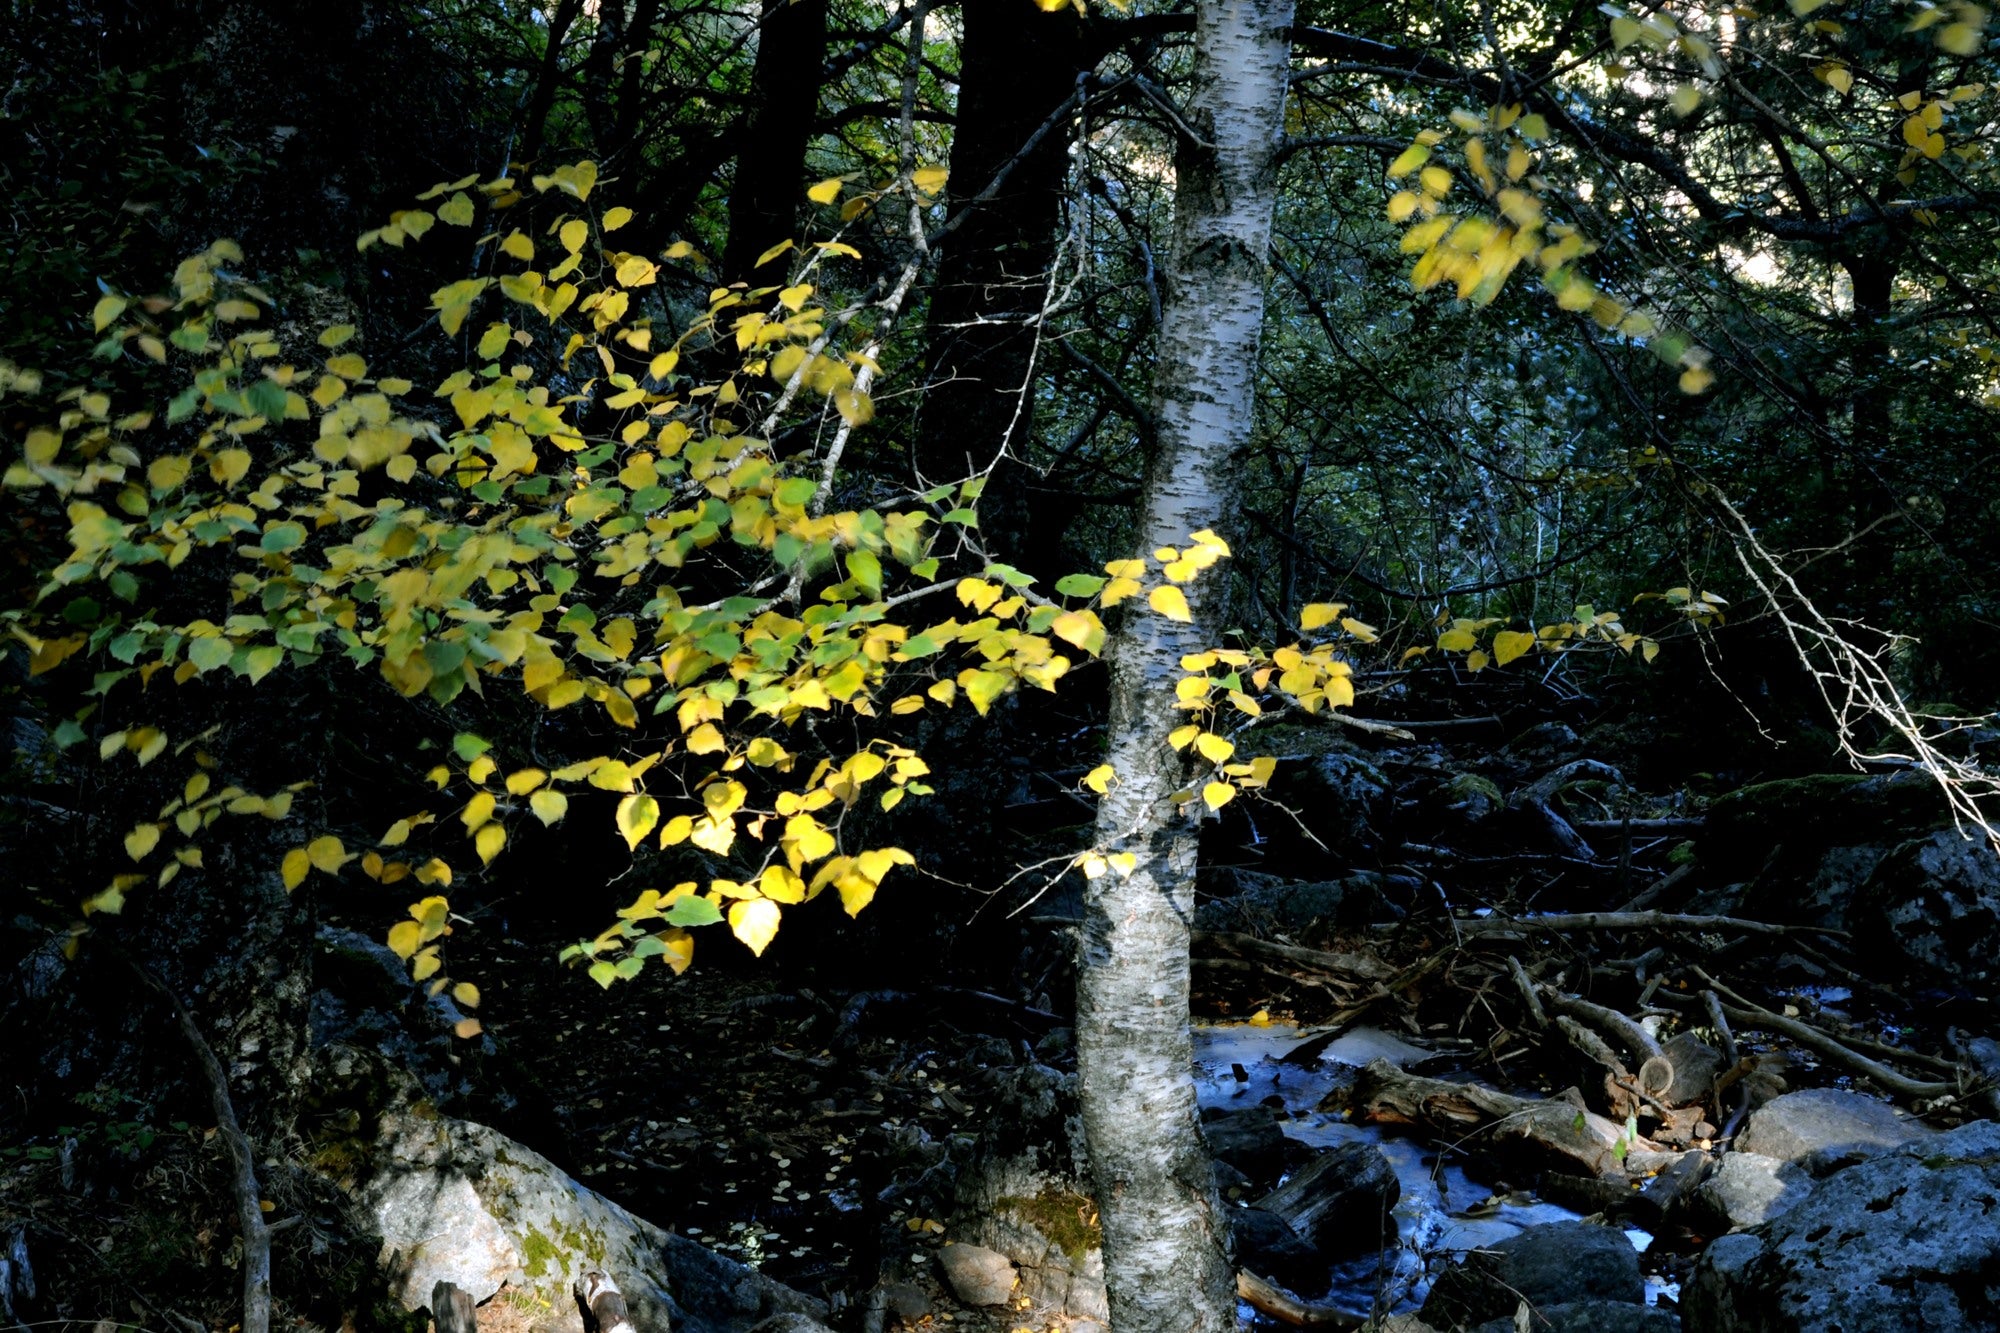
[1075,1,1294,1330]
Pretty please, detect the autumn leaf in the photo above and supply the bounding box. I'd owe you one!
[616,793,660,850]
[1149,585,1192,622]
[729,898,782,957]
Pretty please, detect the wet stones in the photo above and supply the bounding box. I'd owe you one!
[1682,1118,2000,1333]
[1199,1105,1289,1180]
[1419,1221,1644,1331]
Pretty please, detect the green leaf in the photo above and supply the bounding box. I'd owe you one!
[665,895,723,927]
[1055,574,1108,598]
[453,732,492,762]
[260,522,306,554]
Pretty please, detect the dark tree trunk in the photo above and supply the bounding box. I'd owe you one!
[913,0,1084,569]
[722,0,829,283]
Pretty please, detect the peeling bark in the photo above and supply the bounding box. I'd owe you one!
[1074,0,1293,1328]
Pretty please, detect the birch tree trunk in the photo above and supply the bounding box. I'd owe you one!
[1074,0,1294,1329]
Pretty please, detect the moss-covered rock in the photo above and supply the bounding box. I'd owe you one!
[358,1112,826,1333]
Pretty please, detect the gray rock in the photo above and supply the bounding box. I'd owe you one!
[1688,1153,1812,1231]
[1470,1301,1679,1333]
[1420,1222,1642,1330]
[938,1243,1018,1306]
[746,1318,839,1333]
[880,1282,930,1322]
[1857,828,2000,987]
[358,1111,825,1333]
[949,1064,1106,1320]
[1734,1088,1930,1174]
[1281,749,1391,855]
[1200,1105,1289,1180]
[1682,1118,2000,1333]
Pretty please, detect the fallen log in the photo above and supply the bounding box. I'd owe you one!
[1349,1059,1680,1179]
[1454,911,1844,938]
[431,1282,477,1333]
[1195,930,1395,982]
[1235,1271,1363,1328]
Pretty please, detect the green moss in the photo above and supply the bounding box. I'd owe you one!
[520,1225,560,1277]
[997,1188,1100,1263]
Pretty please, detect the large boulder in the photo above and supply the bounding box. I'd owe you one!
[1855,828,2000,989]
[359,1110,826,1333]
[1733,1088,1930,1175]
[1682,1118,2000,1332]
[1419,1222,1643,1330]
[1277,749,1392,856]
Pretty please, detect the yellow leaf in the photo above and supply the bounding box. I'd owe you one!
[560,218,589,253]
[530,789,568,826]
[1388,143,1431,176]
[387,920,421,959]
[1201,781,1236,810]
[729,898,782,956]
[807,177,843,205]
[1466,649,1491,672]
[660,813,694,846]
[616,793,660,851]
[452,981,481,1008]
[1680,365,1715,394]
[1082,764,1115,794]
[306,835,348,872]
[1492,629,1536,666]
[454,1018,483,1039]
[1194,733,1236,764]
[911,165,948,195]
[461,791,496,832]
[124,823,161,862]
[1148,585,1192,623]
[282,848,310,891]
[412,947,441,981]
[1300,602,1345,631]
[1248,1008,1273,1027]
[93,294,128,332]
[1169,724,1201,750]
[760,864,807,904]
[602,206,634,231]
[506,767,547,795]
[1437,627,1478,652]
[475,822,506,865]
[685,722,726,754]
[1107,852,1137,877]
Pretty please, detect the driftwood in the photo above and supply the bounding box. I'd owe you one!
[575,1272,636,1333]
[1351,1059,1679,1179]
[1543,989,1663,1063]
[131,963,278,1333]
[431,1281,477,1333]
[1693,970,1956,1099]
[1195,930,1394,983]
[1455,911,1843,938]
[1234,1271,1362,1328]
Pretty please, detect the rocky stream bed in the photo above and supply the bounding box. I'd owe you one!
[9,712,2000,1332]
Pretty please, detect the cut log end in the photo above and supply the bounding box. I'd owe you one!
[575,1271,636,1333]
[430,1281,477,1333]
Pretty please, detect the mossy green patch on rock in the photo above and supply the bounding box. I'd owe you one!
[519,1225,560,1278]
[997,1188,1101,1263]
[1702,771,1945,859]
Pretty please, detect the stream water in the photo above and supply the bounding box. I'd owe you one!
[1193,1023,1676,1318]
